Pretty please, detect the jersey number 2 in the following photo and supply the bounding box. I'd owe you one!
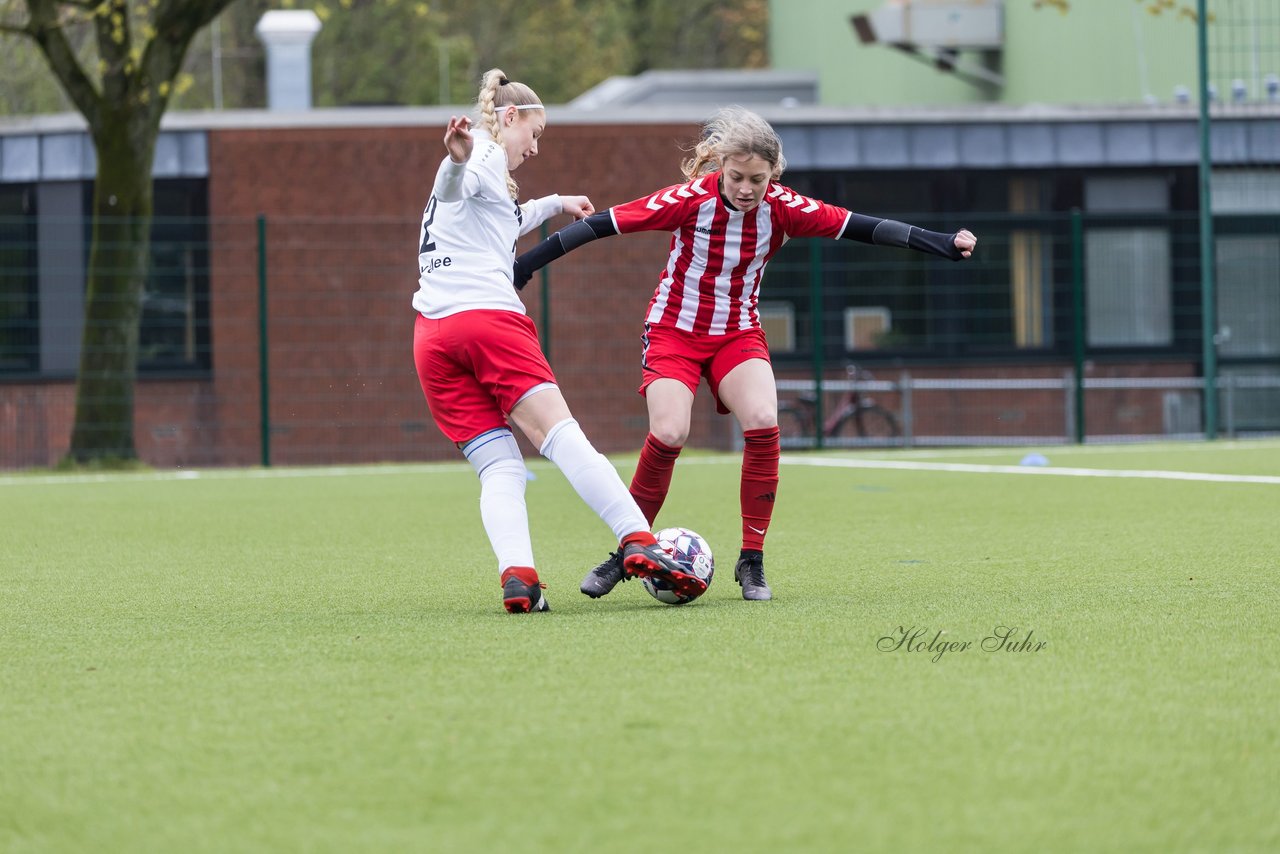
[419,196,438,254]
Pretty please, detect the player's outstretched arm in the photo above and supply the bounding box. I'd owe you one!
[841,214,977,261]
[513,210,619,290]
[434,116,480,203]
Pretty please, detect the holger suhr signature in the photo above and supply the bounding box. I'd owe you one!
[877,626,1048,663]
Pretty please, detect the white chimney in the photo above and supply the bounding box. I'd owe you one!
[255,10,322,110]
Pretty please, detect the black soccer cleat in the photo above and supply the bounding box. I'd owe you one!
[580,551,628,598]
[734,551,772,601]
[621,541,708,601]
[501,568,550,613]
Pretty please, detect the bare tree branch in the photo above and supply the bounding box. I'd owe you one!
[131,0,237,126]
[22,0,103,125]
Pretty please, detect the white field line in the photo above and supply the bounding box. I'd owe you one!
[874,437,1280,460]
[0,453,747,487]
[0,463,475,487]
[781,455,1280,485]
[0,457,723,487]
[3,441,1279,487]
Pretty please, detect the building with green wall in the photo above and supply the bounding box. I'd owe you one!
[768,0,1265,107]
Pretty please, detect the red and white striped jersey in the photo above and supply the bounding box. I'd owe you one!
[608,172,851,335]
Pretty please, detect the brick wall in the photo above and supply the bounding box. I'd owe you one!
[204,121,713,465]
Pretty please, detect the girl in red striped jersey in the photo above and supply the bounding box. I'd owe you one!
[514,107,976,602]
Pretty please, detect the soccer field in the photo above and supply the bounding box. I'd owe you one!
[2,440,1278,852]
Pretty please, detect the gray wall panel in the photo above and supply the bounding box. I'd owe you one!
[1104,123,1154,164]
[36,182,85,375]
[41,134,88,180]
[179,131,209,176]
[1057,123,1104,165]
[776,126,813,170]
[910,125,960,167]
[1153,122,1198,163]
[153,133,182,177]
[1247,120,1280,161]
[1,136,40,181]
[958,125,1006,167]
[861,126,910,167]
[812,126,860,169]
[1211,122,1249,162]
[1006,124,1056,166]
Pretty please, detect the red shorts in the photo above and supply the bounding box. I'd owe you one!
[414,310,556,443]
[639,324,772,414]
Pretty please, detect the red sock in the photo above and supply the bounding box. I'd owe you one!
[740,426,780,551]
[629,434,682,527]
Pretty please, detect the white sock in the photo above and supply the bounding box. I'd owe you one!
[539,418,648,541]
[462,430,534,573]
[478,459,535,572]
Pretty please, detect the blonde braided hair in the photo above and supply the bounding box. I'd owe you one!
[476,68,543,200]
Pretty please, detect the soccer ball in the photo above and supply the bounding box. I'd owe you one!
[641,527,714,605]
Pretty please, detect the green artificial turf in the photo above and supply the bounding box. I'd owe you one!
[2,441,1277,852]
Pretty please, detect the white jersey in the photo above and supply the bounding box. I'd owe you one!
[413,132,562,318]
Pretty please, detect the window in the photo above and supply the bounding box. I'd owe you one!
[141,180,211,372]
[1086,228,1173,347]
[80,179,211,373]
[844,306,891,350]
[1217,235,1280,358]
[0,185,37,373]
[1213,170,1280,360]
[758,302,796,352]
[1084,176,1173,348]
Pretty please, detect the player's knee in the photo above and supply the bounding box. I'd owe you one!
[461,428,525,478]
[736,406,778,432]
[649,420,689,448]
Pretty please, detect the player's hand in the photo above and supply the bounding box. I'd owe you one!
[561,195,594,219]
[513,257,533,291]
[444,116,473,164]
[953,229,977,259]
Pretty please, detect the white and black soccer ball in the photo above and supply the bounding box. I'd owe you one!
[641,527,715,605]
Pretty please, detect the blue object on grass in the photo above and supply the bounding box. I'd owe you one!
[1019,453,1050,467]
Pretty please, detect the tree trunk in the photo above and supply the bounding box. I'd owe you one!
[67,111,157,463]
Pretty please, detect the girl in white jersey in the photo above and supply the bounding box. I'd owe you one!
[412,68,704,613]
[515,107,977,603]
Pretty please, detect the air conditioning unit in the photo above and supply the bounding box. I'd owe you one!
[853,0,1004,49]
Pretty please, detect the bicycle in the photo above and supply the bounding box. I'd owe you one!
[777,365,901,444]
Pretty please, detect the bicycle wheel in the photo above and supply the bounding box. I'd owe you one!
[829,406,899,444]
[777,405,813,446]
[827,406,863,445]
[855,405,900,440]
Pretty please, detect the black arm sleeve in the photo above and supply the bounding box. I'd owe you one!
[513,211,619,290]
[840,213,965,261]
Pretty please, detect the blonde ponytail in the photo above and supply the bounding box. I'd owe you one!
[474,68,543,200]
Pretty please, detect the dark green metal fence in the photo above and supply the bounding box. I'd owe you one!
[2,209,1279,470]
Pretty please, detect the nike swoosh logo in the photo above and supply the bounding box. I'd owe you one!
[747,526,766,535]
